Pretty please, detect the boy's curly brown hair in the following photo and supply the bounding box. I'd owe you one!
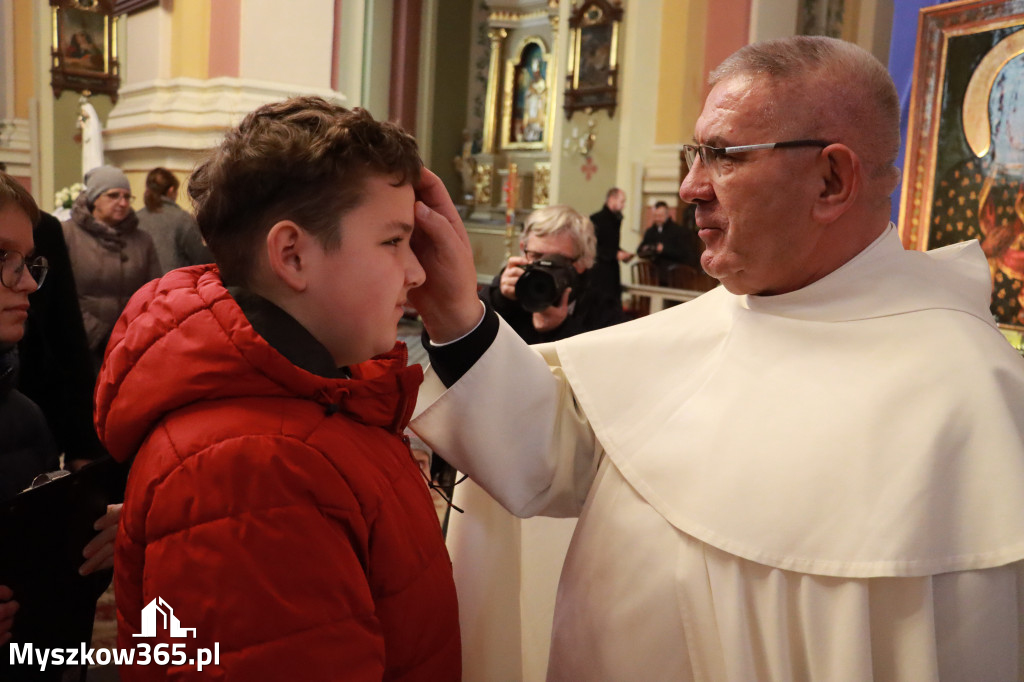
[188,96,422,286]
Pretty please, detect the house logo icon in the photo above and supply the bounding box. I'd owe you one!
[133,597,197,638]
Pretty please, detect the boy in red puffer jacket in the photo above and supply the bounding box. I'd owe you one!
[94,97,459,681]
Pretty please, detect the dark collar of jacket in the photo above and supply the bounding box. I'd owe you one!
[0,344,17,400]
[227,286,348,379]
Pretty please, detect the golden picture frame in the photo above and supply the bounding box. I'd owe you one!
[501,37,555,151]
[898,0,1024,329]
[564,0,622,119]
[49,0,120,102]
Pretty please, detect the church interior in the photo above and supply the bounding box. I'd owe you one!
[2,0,909,313]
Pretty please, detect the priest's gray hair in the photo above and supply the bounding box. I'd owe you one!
[711,36,900,187]
[521,204,597,270]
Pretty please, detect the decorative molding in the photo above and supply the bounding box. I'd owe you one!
[488,1,556,28]
[104,77,346,154]
[532,161,550,207]
[113,0,158,15]
[474,160,494,207]
[0,118,33,177]
[641,143,684,202]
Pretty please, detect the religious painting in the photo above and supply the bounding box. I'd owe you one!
[49,0,120,102]
[501,38,553,150]
[899,0,1024,330]
[564,0,623,118]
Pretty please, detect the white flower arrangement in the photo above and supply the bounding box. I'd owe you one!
[54,182,85,210]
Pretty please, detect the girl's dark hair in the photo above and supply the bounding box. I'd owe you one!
[143,167,179,212]
[188,96,422,287]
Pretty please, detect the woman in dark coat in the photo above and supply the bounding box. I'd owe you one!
[61,165,161,368]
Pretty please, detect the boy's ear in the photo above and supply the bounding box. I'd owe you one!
[265,220,310,292]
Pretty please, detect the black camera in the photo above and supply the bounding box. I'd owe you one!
[515,254,580,313]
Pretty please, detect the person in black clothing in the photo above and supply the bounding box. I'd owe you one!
[0,173,119,679]
[637,200,702,285]
[589,188,633,304]
[18,211,109,472]
[481,204,625,344]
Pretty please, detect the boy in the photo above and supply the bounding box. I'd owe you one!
[94,98,459,680]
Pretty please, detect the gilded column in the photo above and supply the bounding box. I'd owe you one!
[483,27,507,154]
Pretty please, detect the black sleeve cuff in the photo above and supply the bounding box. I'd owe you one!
[422,303,501,388]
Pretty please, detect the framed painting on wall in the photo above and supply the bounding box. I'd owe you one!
[501,37,554,150]
[49,0,120,102]
[899,0,1024,329]
[564,0,623,118]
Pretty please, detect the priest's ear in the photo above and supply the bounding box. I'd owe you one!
[264,220,311,293]
[811,143,860,224]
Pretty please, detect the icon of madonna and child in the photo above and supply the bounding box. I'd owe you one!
[928,28,1024,327]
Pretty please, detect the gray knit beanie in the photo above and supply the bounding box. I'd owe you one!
[84,165,131,204]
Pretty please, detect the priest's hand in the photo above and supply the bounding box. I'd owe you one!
[410,169,484,343]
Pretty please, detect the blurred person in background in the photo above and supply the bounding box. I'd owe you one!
[62,165,161,369]
[136,166,212,274]
[481,204,625,344]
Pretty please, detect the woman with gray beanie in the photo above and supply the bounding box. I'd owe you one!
[62,165,160,369]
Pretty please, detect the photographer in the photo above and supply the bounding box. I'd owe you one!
[481,204,625,344]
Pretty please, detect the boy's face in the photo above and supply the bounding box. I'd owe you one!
[0,203,37,344]
[304,174,425,367]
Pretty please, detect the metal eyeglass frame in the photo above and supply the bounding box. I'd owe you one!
[0,249,48,290]
[683,139,831,172]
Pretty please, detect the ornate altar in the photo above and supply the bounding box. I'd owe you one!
[460,1,560,224]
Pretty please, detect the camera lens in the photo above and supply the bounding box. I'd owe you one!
[517,269,560,312]
[514,254,578,313]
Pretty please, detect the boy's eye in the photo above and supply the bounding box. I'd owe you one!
[383,237,403,246]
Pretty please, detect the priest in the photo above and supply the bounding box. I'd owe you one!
[408,35,1024,680]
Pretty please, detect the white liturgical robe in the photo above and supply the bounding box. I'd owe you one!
[412,226,1024,681]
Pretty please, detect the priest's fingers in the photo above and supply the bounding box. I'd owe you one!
[409,198,483,344]
[415,168,467,238]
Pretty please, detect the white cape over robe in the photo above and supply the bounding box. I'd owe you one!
[413,227,1024,681]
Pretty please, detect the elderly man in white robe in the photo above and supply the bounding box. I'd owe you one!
[407,35,1024,681]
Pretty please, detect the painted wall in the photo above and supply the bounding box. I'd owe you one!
[427,0,474,195]
[123,5,165,83]
[654,0,707,147]
[171,0,210,79]
[12,0,33,120]
[557,109,622,221]
[239,0,334,88]
[51,93,115,209]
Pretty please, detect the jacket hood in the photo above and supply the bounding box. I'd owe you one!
[95,265,422,462]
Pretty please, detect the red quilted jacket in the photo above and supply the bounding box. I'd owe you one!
[94,266,460,681]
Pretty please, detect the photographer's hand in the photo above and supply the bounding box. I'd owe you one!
[0,585,17,643]
[409,169,484,343]
[499,256,529,300]
[532,288,572,333]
